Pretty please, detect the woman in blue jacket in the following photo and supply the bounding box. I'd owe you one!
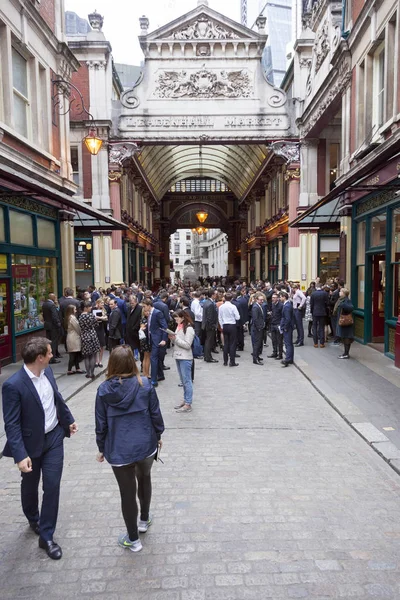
[95,345,164,553]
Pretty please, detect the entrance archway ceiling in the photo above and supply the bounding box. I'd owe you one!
[136,144,269,201]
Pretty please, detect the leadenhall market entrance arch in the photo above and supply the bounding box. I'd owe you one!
[112,1,297,281]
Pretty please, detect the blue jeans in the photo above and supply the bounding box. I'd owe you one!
[176,359,193,405]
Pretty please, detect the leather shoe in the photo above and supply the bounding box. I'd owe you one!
[229,363,239,367]
[223,362,228,366]
[157,376,165,381]
[39,537,62,560]
[253,360,263,365]
[162,366,170,371]
[257,356,264,361]
[275,355,283,360]
[235,354,241,358]
[29,521,40,535]
[151,381,158,387]
[209,358,219,363]
[295,342,304,347]
[49,359,60,364]
[268,354,277,358]
[212,349,219,354]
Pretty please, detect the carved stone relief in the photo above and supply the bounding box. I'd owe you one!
[154,66,253,99]
[109,143,141,165]
[120,72,144,109]
[271,141,300,163]
[313,20,330,73]
[168,17,239,40]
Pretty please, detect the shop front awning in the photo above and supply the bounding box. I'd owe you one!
[0,162,127,231]
[290,196,343,228]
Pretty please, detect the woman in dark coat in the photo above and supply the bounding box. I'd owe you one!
[333,288,354,359]
[95,346,164,553]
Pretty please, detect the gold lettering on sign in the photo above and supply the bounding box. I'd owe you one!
[366,176,380,186]
[397,162,400,172]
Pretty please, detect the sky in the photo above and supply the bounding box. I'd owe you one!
[64,1,247,66]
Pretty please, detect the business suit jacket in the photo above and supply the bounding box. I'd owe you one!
[202,299,218,330]
[42,300,61,331]
[251,302,265,332]
[58,296,81,321]
[280,301,294,332]
[310,289,329,317]
[125,304,142,349]
[235,296,249,325]
[2,367,74,464]
[108,308,122,340]
[148,308,168,346]
[153,300,170,325]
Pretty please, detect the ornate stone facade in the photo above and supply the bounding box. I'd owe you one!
[167,18,239,40]
[153,67,253,99]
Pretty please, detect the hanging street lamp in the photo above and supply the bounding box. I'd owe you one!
[196,210,208,224]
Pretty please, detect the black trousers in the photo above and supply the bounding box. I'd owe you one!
[112,455,154,542]
[236,324,244,350]
[313,316,326,345]
[204,327,216,361]
[46,329,59,357]
[271,325,283,357]
[251,327,263,360]
[108,337,120,352]
[68,352,80,371]
[222,323,237,365]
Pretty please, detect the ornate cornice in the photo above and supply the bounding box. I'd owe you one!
[270,141,300,163]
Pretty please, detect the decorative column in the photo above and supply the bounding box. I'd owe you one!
[108,168,123,284]
[60,212,75,290]
[340,202,352,287]
[286,165,301,282]
[278,236,283,280]
[227,229,235,277]
[299,139,319,207]
[240,241,247,280]
[163,230,170,281]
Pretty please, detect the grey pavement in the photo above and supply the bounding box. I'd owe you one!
[1,341,400,598]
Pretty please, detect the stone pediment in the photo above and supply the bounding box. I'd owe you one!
[142,6,263,43]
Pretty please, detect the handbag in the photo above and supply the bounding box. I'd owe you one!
[339,312,353,327]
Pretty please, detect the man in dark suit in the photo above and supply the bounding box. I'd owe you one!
[251,293,265,365]
[42,293,61,363]
[280,291,294,367]
[310,285,330,347]
[142,299,168,386]
[202,290,219,363]
[268,292,283,360]
[2,338,78,559]
[153,292,171,371]
[125,295,141,356]
[108,299,122,350]
[233,290,249,351]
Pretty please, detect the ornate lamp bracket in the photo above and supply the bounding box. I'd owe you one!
[270,141,300,164]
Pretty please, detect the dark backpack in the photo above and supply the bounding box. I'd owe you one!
[192,334,203,358]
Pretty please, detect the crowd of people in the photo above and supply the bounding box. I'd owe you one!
[3,275,355,560]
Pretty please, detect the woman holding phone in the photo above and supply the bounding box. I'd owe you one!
[94,298,108,368]
[168,309,195,413]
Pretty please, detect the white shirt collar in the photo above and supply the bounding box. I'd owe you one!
[24,364,45,380]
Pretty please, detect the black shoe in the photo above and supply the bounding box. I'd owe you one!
[253,360,263,365]
[281,360,293,366]
[38,537,62,560]
[257,356,264,361]
[223,362,228,366]
[275,355,283,360]
[55,354,62,359]
[235,354,241,358]
[49,359,60,364]
[29,521,40,535]
[157,376,165,381]
[151,381,158,387]
[207,358,218,363]
[178,383,184,387]
[268,354,277,358]
[307,334,313,338]
[229,363,239,367]
[162,366,170,371]
[212,349,219,354]
[295,342,304,347]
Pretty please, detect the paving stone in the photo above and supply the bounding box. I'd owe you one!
[372,441,400,460]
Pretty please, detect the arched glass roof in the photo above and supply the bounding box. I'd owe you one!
[136,144,269,200]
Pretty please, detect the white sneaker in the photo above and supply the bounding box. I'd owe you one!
[138,514,152,533]
[118,533,143,552]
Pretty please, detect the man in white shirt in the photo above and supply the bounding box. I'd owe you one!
[218,293,240,367]
[2,338,78,560]
[292,284,306,346]
[191,290,204,338]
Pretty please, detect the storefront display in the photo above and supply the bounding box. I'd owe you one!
[12,255,57,333]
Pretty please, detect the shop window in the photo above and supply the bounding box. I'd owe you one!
[10,210,33,246]
[75,241,92,272]
[37,218,56,249]
[12,254,57,333]
[370,212,386,247]
[391,208,400,316]
[356,221,366,309]
[0,207,5,242]
[319,237,340,283]
[12,47,30,138]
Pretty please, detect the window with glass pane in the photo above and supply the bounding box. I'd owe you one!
[12,48,29,137]
[37,218,56,249]
[174,244,180,254]
[12,254,57,333]
[0,207,5,242]
[370,213,387,247]
[377,48,385,126]
[75,241,92,271]
[70,147,80,187]
[10,211,33,245]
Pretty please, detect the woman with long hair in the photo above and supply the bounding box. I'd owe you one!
[333,288,355,359]
[169,309,195,413]
[95,346,164,553]
[79,301,101,379]
[64,305,84,374]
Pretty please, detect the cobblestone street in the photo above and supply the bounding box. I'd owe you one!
[1,346,400,599]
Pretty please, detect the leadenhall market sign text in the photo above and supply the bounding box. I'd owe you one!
[119,114,290,132]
